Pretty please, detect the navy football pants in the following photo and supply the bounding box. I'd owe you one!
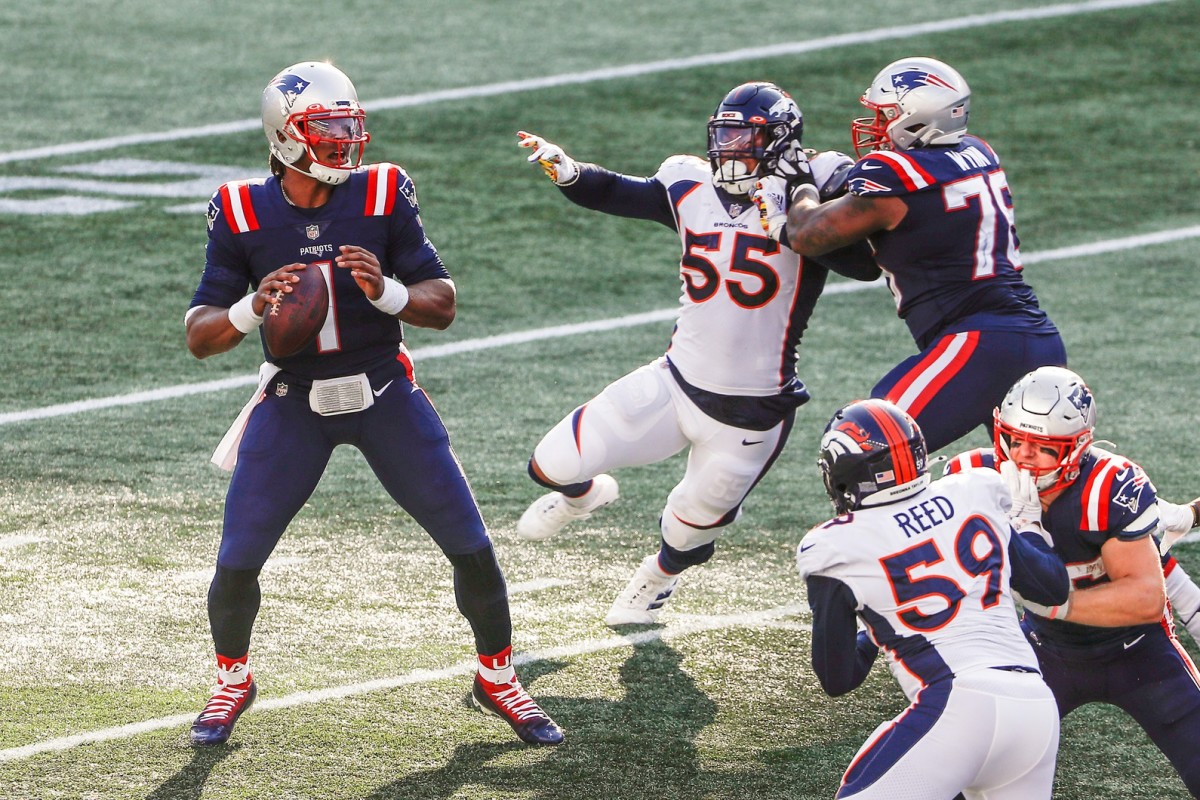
[1028,623,1200,795]
[219,359,490,571]
[872,329,1067,454]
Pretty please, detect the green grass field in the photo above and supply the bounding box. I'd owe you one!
[3,0,1200,797]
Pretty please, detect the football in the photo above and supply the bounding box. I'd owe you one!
[263,264,329,358]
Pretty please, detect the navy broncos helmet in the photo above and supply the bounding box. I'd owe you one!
[707,82,803,195]
[819,399,930,515]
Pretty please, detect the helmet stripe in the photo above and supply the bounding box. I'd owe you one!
[865,402,917,484]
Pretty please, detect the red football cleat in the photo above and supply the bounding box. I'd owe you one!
[189,677,258,746]
[471,675,564,745]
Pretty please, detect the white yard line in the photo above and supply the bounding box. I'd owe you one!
[4,225,1199,428]
[0,0,1168,166]
[0,603,806,763]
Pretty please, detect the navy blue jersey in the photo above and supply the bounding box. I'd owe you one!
[944,447,1165,653]
[846,136,1058,349]
[190,164,450,379]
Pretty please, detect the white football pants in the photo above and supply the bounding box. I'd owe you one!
[531,357,787,552]
[839,668,1059,800]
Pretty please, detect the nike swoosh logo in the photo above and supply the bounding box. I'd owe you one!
[1123,634,1146,650]
[799,542,816,553]
[373,380,394,397]
[741,439,763,446]
[860,163,882,170]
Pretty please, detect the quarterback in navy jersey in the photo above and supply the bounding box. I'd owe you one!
[946,367,1200,794]
[754,57,1066,453]
[511,82,879,627]
[184,61,562,748]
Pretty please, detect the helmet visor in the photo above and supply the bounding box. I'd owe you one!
[708,123,764,159]
[291,109,369,170]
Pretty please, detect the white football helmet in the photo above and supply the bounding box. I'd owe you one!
[261,62,370,186]
[993,366,1096,495]
[851,57,970,157]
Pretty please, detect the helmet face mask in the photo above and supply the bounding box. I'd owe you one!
[819,399,930,516]
[993,367,1096,495]
[707,82,803,196]
[850,57,970,157]
[262,62,370,186]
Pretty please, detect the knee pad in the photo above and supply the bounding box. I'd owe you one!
[660,504,739,552]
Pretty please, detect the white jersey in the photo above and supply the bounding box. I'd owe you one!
[653,155,817,397]
[797,468,1038,701]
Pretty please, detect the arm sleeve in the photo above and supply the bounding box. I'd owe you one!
[558,163,676,229]
[810,240,882,281]
[806,574,879,696]
[1008,529,1070,606]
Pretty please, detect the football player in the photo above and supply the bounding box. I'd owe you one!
[514,82,880,625]
[184,61,562,747]
[946,367,1200,794]
[797,399,1068,799]
[754,57,1066,453]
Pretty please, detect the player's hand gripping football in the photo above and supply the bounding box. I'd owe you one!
[1000,459,1047,541]
[335,244,384,300]
[1157,498,1200,554]
[517,131,580,186]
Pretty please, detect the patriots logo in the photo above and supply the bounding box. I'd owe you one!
[1111,466,1147,513]
[890,69,956,96]
[1066,383,1093,417]
[206,198,219,232]
[270,74,311,110]
[849,177,891,194]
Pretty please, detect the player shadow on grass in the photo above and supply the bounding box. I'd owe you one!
[363,636,718,800]
[143,741,241,800]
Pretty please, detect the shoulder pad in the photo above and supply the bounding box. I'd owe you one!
[216,178,269,234]
[848,151,936,197]
[361,162,418,217]
[655,154,708,182]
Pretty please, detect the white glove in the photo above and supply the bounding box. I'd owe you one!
[1013,590,1070,621]
[1000,459,1043,532]
[808,150,854,198]
[1157,498,1200,555]
[516,130,580,186]
[751,175,790,241]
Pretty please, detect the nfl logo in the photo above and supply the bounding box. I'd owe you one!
[306,224,320,240]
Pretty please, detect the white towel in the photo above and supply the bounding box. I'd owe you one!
[210,362,283,472]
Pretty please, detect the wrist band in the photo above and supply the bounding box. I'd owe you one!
[370,277,410,316]
[227,293,263,334]
[1190,500,1200,528]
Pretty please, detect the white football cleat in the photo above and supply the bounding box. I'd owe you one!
[516,474,619,541]
[605,553,680,626]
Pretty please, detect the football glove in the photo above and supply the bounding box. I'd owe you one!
[1157,498,1200,555]
[752,176,790,241]
[516,130,580,186]
[1000,459,1045,535]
